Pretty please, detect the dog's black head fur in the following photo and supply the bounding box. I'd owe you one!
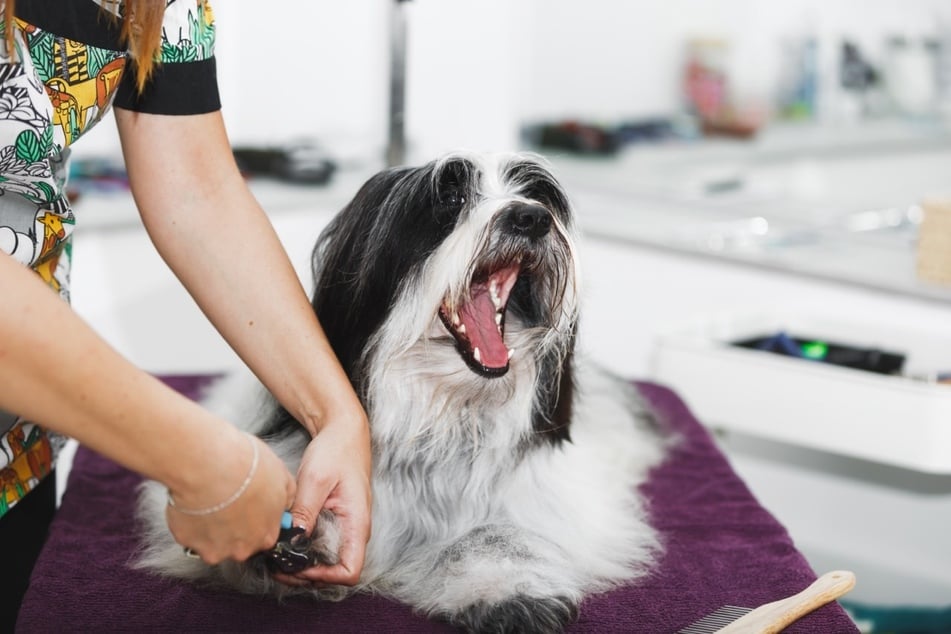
[304,153,578,445]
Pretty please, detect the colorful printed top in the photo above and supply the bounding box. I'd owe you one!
[0,0,219,518]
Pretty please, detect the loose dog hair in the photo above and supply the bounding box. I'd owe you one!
[135,151,668,633]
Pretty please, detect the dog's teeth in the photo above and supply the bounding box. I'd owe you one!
[495,313,502,325]
[458,324,466,334]
[473,347,482,363]
[489,281,502,309]
[508,348,515,360]
[452,312,461,326]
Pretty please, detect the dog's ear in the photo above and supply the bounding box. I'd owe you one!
[310,168,411,388]
[310,160,478,391]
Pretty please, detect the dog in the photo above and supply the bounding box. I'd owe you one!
[135,151,669,633]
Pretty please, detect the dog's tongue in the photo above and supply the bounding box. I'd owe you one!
[458,266,520,369]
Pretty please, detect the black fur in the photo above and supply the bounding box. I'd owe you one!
[447,595,578,634]
[310,159,477,388]
[308,155,577,445]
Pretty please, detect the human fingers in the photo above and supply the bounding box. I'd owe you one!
[330,517,369,584]
[287,442,337,535]
[289,473,371,585]
[271,571,312,587]
[295,533,367,586]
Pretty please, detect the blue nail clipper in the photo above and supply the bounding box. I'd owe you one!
[184,511,317,574]
[264,510,319,574]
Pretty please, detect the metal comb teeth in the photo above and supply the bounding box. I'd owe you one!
[678,605,752,633]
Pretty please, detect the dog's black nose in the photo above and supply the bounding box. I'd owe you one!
[504,203,552,239]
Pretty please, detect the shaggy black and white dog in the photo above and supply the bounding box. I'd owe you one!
[135,152,668,633]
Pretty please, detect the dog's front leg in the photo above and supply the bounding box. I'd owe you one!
[397,524,581,634]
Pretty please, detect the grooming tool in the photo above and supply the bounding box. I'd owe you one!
[677,570,856,633]
[265,511,320,574]
[182,511,297,563]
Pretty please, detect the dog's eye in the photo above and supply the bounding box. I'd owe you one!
[435,160,472,218]
[439,188,466,209]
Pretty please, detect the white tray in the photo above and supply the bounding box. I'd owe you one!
[649,312,951,474]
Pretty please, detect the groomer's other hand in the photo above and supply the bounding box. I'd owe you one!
[275,414,372,587]
[166,430,296,565]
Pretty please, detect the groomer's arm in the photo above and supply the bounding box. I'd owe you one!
[114,107,372,585]
[0,250,294,564]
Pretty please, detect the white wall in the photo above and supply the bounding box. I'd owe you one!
[213,1,391,159]
[217,0,951,149]
[78,0,951,162]
[77,1,393,161]
[520,0,951,121]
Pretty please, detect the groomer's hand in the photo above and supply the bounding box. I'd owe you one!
[166,429,296,565]
[274,413,372,587]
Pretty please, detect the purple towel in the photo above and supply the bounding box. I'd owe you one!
[18,376,858,633]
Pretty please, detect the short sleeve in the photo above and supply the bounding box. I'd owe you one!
[113,0,220,115]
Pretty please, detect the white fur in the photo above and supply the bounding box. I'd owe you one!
[134,152,667,633]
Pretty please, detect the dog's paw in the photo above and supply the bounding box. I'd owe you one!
[447,594,577,634]
[265,509,341,574]
[311,509,343,565]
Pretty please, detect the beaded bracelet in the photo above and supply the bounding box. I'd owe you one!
[167,432,260,516]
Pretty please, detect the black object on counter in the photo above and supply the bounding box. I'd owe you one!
[733,331,906,375]
[233,142,336,185]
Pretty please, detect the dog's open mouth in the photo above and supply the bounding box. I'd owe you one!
[439,262,521,377]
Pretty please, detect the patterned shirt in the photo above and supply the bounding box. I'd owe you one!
[0,0,219,518]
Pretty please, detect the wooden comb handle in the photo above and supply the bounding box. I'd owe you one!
[718,570,856,634]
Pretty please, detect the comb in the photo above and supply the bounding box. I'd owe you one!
[678,570,856,633]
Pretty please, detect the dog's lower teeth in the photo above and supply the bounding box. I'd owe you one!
[508,348,515,360]
[458,324,466,334]
[473,347,482,363]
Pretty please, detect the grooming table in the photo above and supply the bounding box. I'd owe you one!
[18,376,858,633]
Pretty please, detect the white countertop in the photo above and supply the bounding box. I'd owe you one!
[548,119,951,304]
[71,118,951,307]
